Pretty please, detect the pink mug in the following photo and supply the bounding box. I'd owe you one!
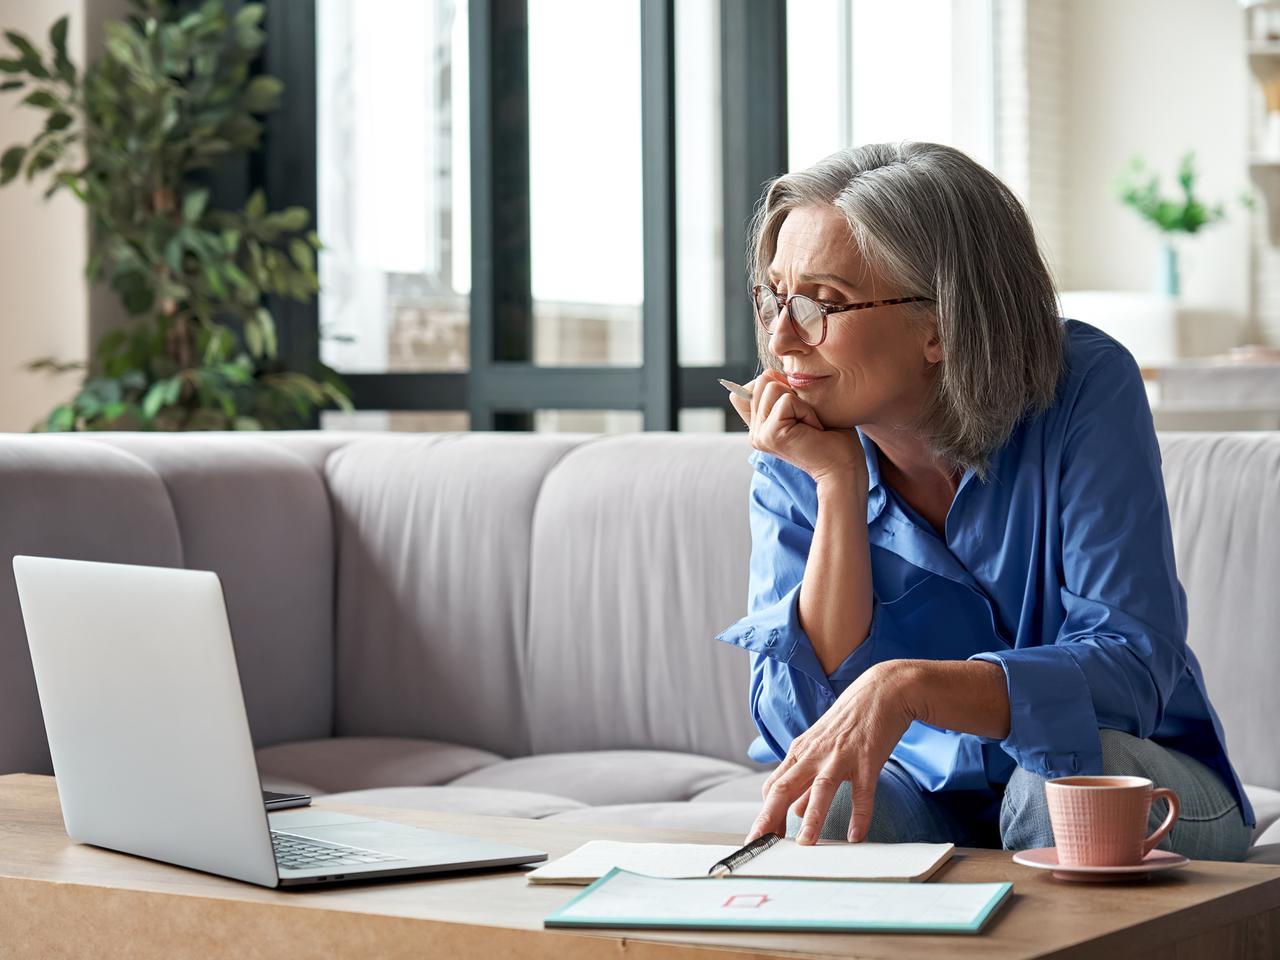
[1045,775,1180,867]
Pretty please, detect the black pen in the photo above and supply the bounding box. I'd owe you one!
[707,832,782,877]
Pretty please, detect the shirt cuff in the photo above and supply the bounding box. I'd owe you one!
[969,646,1104,778]
[716,583,877,692]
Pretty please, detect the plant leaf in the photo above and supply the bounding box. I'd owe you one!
[241,74,282,113]
[234,5,265,29]
[244,315,263,357]
[4,31,42,65]
[289,237,314,273]
[256,307,277,357]
[0,144,25,185]
[47,404,75,432]
[21,89,59,110]
[141,381,167,419]
[182,187,209,224]
[50,16,74,83]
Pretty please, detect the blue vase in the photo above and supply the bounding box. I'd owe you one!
[1156,242,1180,298]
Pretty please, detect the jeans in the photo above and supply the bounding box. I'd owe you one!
[785,730,1254,861]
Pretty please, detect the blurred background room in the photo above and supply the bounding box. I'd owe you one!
[0,0,1276,436]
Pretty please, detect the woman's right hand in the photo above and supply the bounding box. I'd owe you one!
[729,370,867,489]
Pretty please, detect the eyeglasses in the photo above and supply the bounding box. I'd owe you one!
[751,284,933,347]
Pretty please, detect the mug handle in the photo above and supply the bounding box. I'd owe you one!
[1142,787,1181,856]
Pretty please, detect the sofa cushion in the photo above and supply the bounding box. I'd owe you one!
[1245,784,1280,846]
[255,737,502,793]
[524,434,762,764]
[1161,433,1280,792]
[544,801,759,836]
[691,771,771,803]
[326,434,587,757]
[0,438,184,775]
[449,750,752,805]
[86,434,338,748]
[320,786,585,819]
[1247,844,1280,864]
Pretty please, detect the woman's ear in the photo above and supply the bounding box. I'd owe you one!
[923,329,943,365]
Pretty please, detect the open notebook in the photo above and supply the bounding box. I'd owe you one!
[526,838,954,885]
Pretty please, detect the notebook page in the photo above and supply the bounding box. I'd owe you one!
[741,840,954,880]
[527,841,740,882]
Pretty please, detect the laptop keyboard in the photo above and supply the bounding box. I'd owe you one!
[271,831,406,870]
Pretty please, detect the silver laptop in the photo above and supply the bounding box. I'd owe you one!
[13,555,547,888]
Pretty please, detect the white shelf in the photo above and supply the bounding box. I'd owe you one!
[1247,4,1280,251]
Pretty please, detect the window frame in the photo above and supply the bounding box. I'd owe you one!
[256,0,787,431]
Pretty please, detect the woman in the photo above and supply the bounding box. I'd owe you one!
[715,141,1255,859]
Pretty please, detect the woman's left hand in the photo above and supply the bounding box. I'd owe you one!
[746,660,920,845]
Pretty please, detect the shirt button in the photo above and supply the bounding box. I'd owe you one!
[766,629,779,648]
[743,627,755,640]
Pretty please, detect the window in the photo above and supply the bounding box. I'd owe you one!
[528,0,644,367]
[259,0,790,433]
[786,0,996,172]
[316,0,471,373]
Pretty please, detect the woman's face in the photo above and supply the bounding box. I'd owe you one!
[764,204,940,431]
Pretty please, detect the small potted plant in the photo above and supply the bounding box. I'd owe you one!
[1113,152,1237,299]
[0,0,350,430]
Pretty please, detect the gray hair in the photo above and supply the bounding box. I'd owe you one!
[748,141,1064,475]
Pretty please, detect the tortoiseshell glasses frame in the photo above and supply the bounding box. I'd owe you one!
[751,284,933,347]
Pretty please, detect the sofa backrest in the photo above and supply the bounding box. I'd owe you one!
[523,434,758,764]
[0,433,342,774]
[323,433,588,757]
[1,430,1277,789]
[1160,433,1280,792]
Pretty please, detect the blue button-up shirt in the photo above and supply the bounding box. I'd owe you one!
[716,320,1254,826]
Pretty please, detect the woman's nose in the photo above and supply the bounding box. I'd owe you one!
[768,304,808,356]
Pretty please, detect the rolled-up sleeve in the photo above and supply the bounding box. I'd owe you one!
[716,455,879,761]
[969,350,1188,778]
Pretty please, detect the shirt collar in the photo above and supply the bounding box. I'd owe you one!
[856,428,888,525]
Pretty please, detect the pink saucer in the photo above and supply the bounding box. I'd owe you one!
[1012,847,1189,882]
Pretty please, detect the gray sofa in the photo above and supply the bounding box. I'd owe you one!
[2,430,1279,862]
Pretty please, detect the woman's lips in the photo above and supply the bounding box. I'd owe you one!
[786,374,829,389]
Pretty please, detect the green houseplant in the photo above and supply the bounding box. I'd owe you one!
[0,0,350,431]
[1113,152,1236,299]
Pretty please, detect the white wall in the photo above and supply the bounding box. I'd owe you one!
[0,1,88,432]
[1061,0,1251,339]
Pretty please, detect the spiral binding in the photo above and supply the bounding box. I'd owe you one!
[710,832,782,876]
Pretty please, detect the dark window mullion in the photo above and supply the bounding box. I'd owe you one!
[469,0,533,430]
[640,0,678,430]
[720,0,787,376]
[262,0,320,420]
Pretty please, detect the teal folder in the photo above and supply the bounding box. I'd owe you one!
[545,868,1013,935]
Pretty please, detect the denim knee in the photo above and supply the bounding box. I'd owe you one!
[999,764,1055,851]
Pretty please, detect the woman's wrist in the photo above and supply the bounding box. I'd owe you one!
[871,659,931,723]
[876,659,1012,740]
[814,466,869,505]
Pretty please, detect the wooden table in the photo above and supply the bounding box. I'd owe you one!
[2,774,1278,959]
